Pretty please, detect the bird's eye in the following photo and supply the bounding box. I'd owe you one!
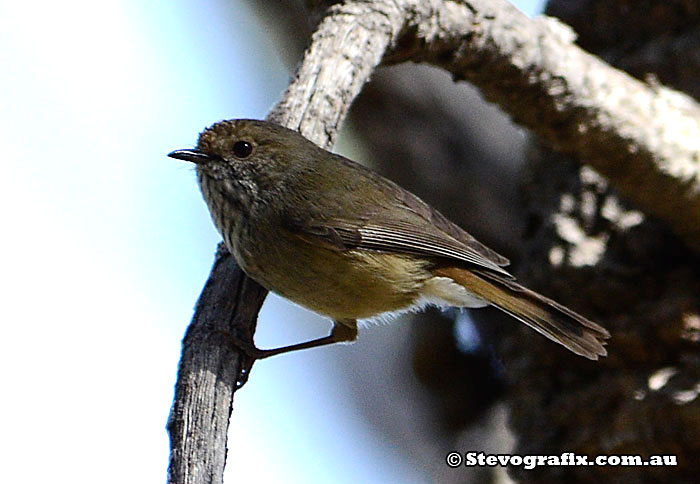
[232,140,253,158]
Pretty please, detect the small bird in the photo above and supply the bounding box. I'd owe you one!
[169,119,610,360]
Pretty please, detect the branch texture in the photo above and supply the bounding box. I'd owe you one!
[168,246,267,484]
[387,0,700,250]
[268,0,404,147]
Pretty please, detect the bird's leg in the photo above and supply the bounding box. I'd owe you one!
[232,319,358,360]
[227,320,357,389]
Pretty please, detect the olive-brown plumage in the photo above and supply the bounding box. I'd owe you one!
[169,119,610,360]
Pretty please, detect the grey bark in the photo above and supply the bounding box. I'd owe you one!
[167,246,267,484]
[168,0,700,482]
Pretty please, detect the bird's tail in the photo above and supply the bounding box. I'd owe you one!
[434,267,610,360]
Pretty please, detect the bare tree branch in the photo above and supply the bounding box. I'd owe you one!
[167,246,267,484]
[385,0,700,250]
[267,0,404,146]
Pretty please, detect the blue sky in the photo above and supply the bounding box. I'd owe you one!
[1,1,544,482]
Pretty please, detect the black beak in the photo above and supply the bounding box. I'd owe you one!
[168,149,218,164]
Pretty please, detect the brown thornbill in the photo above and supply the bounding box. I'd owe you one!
[169,119,610,361]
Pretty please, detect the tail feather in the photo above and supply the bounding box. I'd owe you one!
[434,267,610,360]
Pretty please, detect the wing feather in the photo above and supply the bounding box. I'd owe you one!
[284,216,513,277]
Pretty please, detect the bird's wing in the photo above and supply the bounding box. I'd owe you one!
[283,208,513,278]
[281,150,511,277]
[394,187,510,268]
